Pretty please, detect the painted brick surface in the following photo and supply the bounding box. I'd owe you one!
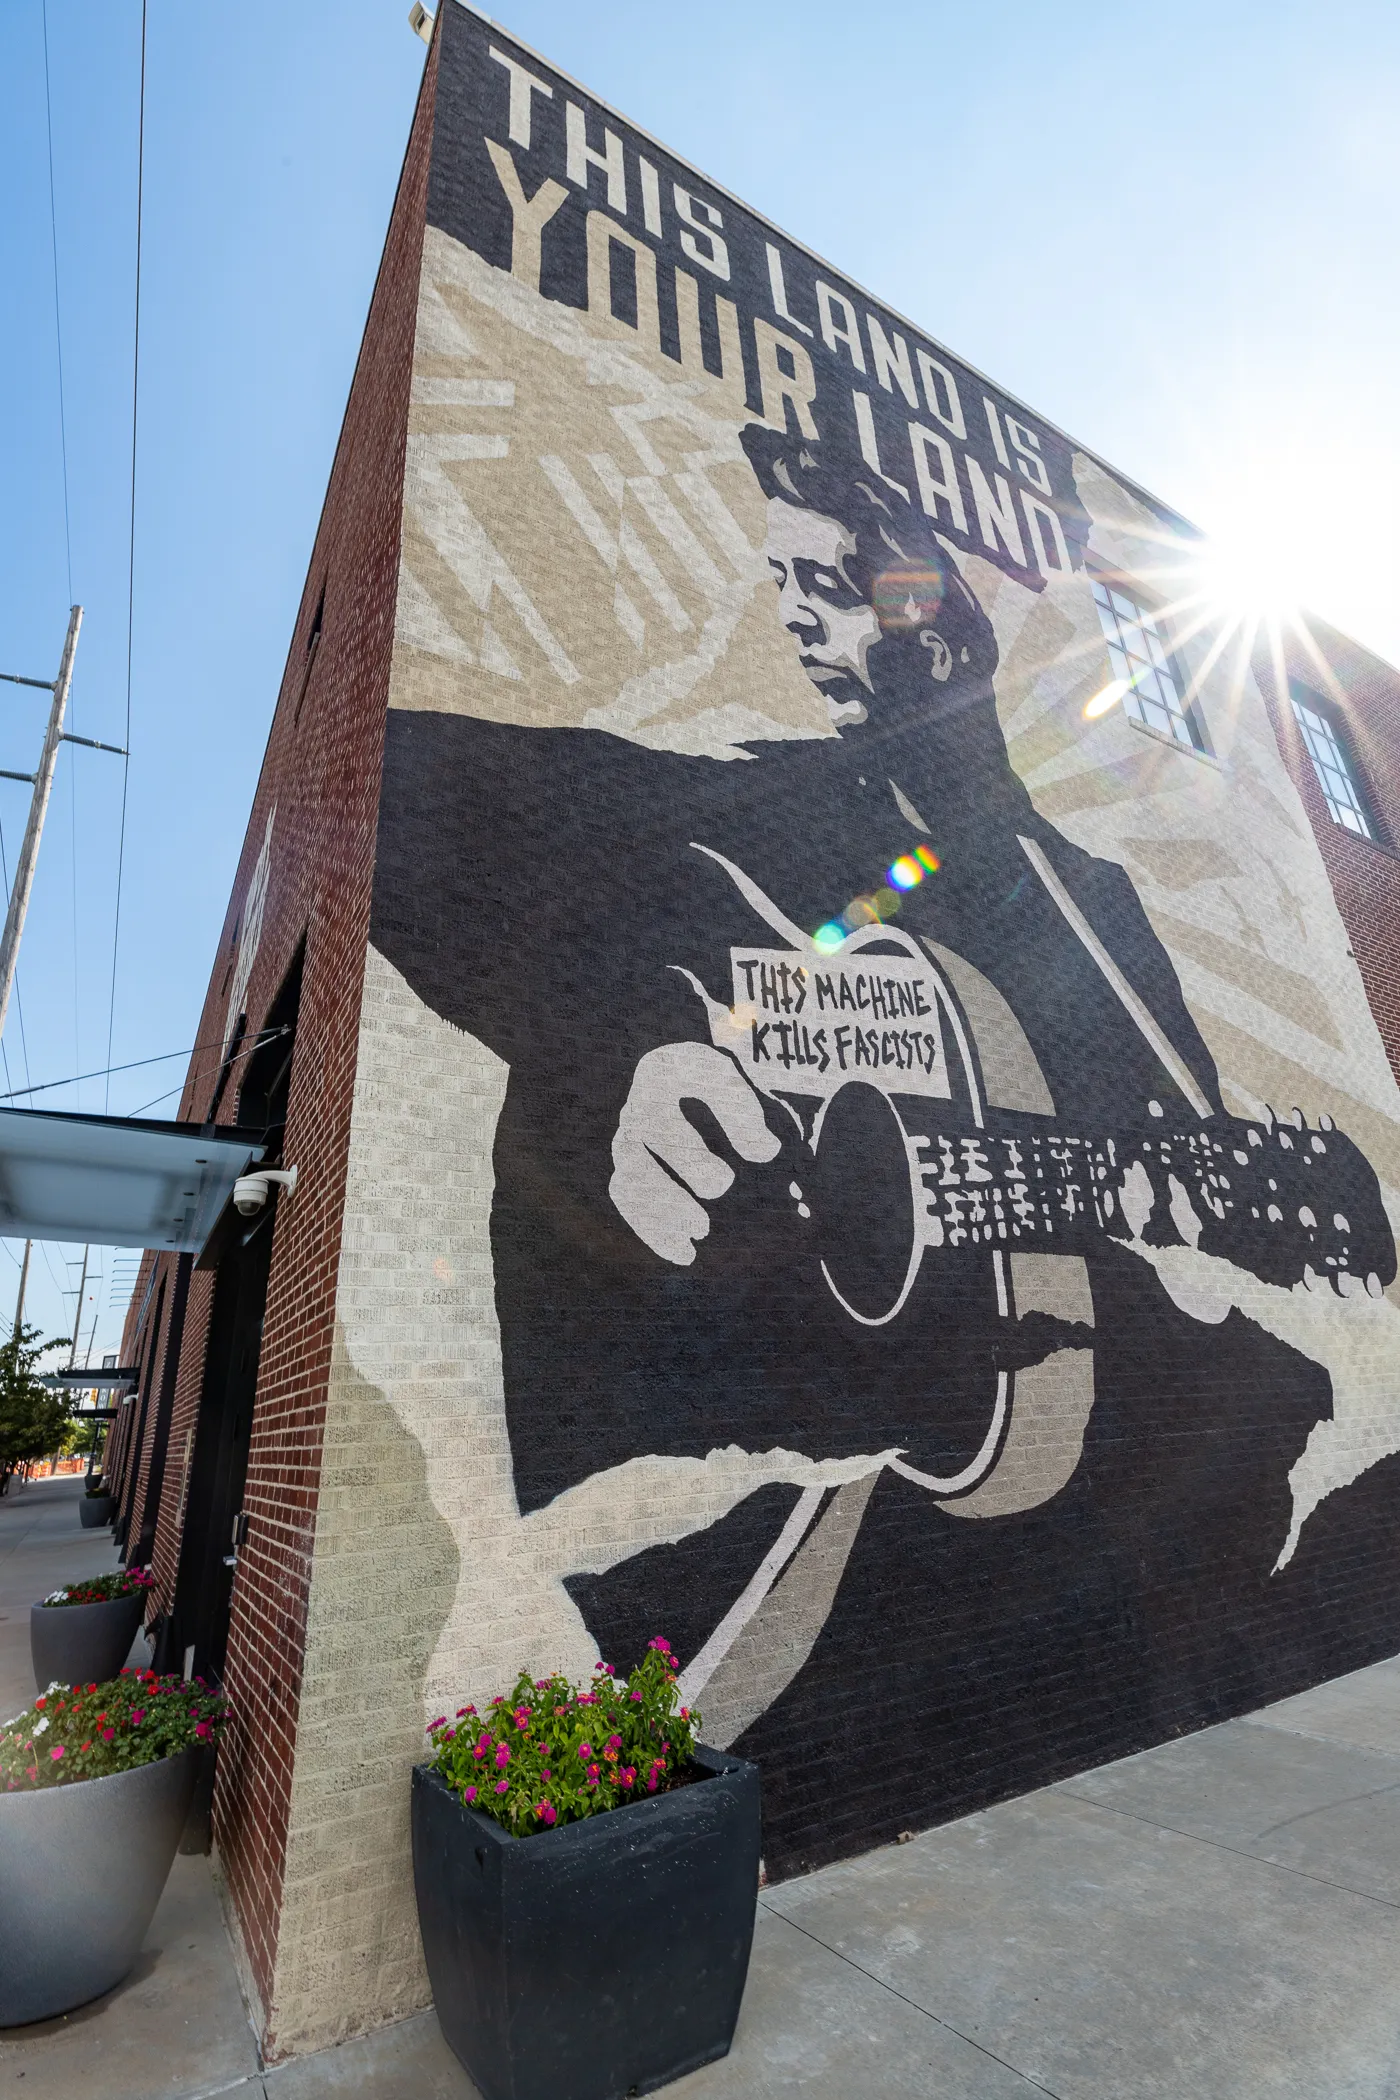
[1254,620,1400,1089]
[108,1,1400,2066]
[110,23,440,2052]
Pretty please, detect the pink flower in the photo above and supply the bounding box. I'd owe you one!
[630,1691,642,1703]
[50,1745,65,1760]
[457,1705,476,1718]
[495,1779,508,1794]
[648,1774,659,1793]
[680,1708,690,1720]
[429,1716,447,1731]
[538,1801,557,1825]
[587,1766,600,1788]
[513,1706,531,1729]
[463,1785,477,1803]
[595,1662,615,1676]
[578,1692,596,1705]
[577,1742,594,1759]
[100,1727,114,1742]
[541,1768,552,1780]
[495,1744,510,1769]
[606,1733,622,1752]
[648,1636,671,1653]
[621,1766,636,1787]
[130,1710,145,1725]
[195,1721,212,1741]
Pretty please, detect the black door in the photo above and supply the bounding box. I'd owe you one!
[167,1207,275,1680]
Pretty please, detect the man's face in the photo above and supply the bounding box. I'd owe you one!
[765,500,880,728]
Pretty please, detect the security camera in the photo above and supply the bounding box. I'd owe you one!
[232,1165,298,1216]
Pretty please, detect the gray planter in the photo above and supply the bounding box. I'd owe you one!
[0,1746,198,2025]
[30,1589,146,1693]
[79,1494,114,1528]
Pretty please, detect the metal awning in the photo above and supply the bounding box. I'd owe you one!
[0,1106,265,1254]
[50,1366,139,1385]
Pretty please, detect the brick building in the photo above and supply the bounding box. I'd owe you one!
[101,2,1400,2064]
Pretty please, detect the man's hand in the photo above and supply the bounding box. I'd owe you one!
[609,1043,782,1264]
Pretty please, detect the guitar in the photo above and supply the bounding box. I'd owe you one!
[798,1082,1396,1329]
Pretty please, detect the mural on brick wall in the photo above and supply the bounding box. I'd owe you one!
[349,3,1400,1871]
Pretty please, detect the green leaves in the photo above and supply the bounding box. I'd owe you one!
[427,1640,701,1838]
[0,1324,77,1488]
[40,1567,155,1609]
[1,1668,228,1792]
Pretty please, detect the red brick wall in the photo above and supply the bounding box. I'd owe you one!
[115,28,439,2027]
[1254,620,1400,1087]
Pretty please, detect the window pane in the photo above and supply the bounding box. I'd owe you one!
[1093,576,1205,755]
[1291,695,1372,839]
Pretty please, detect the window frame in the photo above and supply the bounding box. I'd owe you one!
[1089,568,1212,759]
[1287,679,1383,844]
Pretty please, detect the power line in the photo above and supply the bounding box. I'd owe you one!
[40,0,73,604]
[43,7,84,1111]
[106,0,147,1112]
[0,1021,288,1104]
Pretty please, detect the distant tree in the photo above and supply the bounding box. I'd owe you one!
[0,1326,75,1494]
[67,1412,106,1460]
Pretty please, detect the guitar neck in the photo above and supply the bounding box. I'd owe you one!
[906,1114,1394,1293]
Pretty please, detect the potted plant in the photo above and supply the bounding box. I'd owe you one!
[0,1666,228,2024]
[80,1477,115,1528]
[412,1638,761,2100]
[30,1566,155,1693]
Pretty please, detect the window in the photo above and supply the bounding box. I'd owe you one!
[1289,683,1375,840]
[1091,577,1206,754]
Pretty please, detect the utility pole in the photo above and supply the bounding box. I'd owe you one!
[68,1245,89,1366]
[12,1238,31,1339]
[0,607,126,1050]
[0,605,83,1043]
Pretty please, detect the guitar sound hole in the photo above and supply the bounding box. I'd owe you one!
[808,1083,918,1323]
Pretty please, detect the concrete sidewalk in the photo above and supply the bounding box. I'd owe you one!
[4,1476,1400,2098]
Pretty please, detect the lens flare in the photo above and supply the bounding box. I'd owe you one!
[872,564,946,633]
[813,844,944,951]
[1083,678,1129,721]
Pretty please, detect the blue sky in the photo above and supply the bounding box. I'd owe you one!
[2,0,1397,1356]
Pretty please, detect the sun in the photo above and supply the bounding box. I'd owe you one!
[1191,527,1305,627]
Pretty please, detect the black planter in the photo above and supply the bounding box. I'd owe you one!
[30,1590,146,1693]
[0,1746,198,2024]
[79,1494,114,1528]
[412,1744,761,2100]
